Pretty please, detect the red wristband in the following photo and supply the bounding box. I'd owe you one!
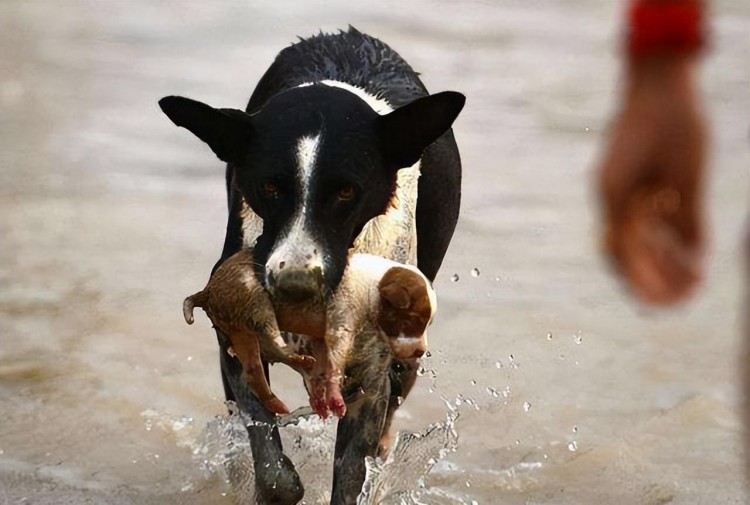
[627,1,706,59]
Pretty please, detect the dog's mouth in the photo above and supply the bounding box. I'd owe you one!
[267,266,326,304]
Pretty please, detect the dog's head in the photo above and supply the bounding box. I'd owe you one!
[159,84,463,303]
[377,266,436,358]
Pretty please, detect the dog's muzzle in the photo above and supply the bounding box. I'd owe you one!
[267,265,324,303]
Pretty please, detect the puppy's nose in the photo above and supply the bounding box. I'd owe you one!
[270,266,323,303]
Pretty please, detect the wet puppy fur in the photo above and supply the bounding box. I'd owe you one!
[378,266,434,358]
[182,248,316,416]
[182,250,435,419]
[159,27,463,504]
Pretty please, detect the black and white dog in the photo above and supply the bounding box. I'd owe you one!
[160,27,464,504]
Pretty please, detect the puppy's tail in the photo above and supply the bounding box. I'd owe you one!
[183,290,207,325]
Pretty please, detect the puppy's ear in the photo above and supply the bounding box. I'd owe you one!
[159,96,253,164]
[379,91,465,169]
[379,281,411,310]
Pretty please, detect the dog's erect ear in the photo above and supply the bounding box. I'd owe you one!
[379,91,465,169]
[159,96,253,164]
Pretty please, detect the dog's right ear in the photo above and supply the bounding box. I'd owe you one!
[158,96,253,164]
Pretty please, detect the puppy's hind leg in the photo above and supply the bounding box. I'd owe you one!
[230,328,290,415]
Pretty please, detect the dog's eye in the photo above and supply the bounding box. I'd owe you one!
[262,182,279,199]
[337,185,356,202]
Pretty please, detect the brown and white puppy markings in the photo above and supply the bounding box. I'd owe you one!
[182,248,315,415]
[318,254,437,418]
[183,249,437,421]
[378,266,435,360]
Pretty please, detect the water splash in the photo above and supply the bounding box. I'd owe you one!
[356,408,460,504]
[182,355,535,504]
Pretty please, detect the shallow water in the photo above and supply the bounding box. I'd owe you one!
[1,1,748,504]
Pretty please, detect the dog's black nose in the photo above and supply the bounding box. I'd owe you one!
[270,267,323,303]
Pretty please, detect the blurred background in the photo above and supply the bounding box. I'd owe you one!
[0,1,747,504]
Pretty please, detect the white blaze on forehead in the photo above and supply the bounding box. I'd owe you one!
[296,134,321,190]
[265,133,325,280]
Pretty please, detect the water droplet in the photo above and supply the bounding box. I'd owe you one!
[546,332,553,341]
[574,333,583,344]
[425,350,432,358]
[186,356,193,361]
[451,273,459,282]
[154,454,159,459]
[585,127,590,132]
[568,441,578,452]
[572,425,578,433]
[470,267,480,277]
[515,439,521,446]
[494,276,501,282]
[465,480,471,488]
[470,379,477,386]
[495,361,502,369]
[508,354,518,368]
[523,401,532,412]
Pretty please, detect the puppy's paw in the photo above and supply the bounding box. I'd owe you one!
[309,394,329,419]
[326,384,347,418]
[308,377,329,419]
[289,354,316,371]
[262,395,291,416]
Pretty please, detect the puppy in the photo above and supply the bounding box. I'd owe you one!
[183,248,315,415]
[183,249,436,419]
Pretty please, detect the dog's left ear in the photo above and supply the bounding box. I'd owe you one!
[379,91,465,168]
[158,96,254,164]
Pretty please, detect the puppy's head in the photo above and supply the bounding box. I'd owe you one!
[378,266,436,358]
[159,85,463,304]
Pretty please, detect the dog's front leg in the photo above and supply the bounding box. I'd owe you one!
[218,330,304,505]
[331,334,392,505]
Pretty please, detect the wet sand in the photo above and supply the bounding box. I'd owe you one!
[1,1,748,503]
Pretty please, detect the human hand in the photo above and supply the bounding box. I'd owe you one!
[598,56,707,305]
